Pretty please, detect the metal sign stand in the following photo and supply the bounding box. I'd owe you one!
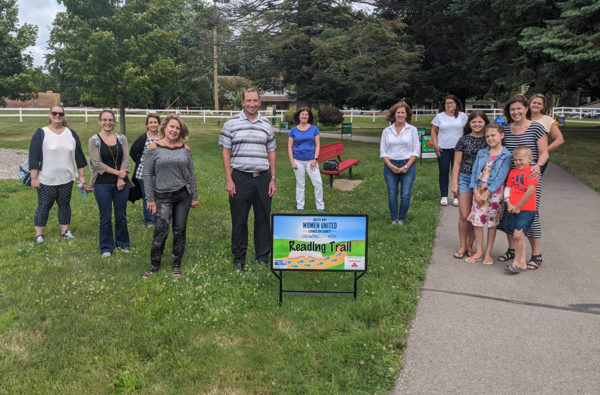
[271,270,366,306]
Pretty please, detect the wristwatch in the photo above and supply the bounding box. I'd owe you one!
[271,176,277,181]
[313,158,318,161]
[117,176,124,180]
[404,165,408,169]
[504,197,510,202]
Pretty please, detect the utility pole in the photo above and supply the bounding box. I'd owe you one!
[213,0,219,113]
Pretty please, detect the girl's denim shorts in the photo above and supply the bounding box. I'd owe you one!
[457,172,473,194]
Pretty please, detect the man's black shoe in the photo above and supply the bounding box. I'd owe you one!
[233,261,244,271]
[259,260,269,269]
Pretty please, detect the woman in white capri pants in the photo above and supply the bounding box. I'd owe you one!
[288,107,325,212]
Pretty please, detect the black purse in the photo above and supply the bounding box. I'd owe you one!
[323,160,339,171]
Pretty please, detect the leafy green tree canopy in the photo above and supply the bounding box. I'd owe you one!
[0,0,40,107]
[48,0,182,134]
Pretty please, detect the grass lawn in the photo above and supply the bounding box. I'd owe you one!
[549,131,600,192]
[0,117,442,394]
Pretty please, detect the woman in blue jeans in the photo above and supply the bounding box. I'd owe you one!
[88,110,134,257]
[380,102,421,225]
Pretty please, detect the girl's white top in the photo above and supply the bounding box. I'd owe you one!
[380,123,421,160]
[38,127,78,185]
[431,111,469,149]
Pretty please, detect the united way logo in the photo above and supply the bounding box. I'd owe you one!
[273,260,288,269]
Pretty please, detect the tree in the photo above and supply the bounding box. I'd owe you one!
[520,0,600,99]
[242,1,421,109]
[0,0,40,107]
[47,0,182,134]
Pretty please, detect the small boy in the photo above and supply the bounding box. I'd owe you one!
[504,146,539,274]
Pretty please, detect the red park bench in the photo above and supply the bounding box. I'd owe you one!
[317,141,360,188]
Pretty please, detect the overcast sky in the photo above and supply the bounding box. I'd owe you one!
[16,0,66,67]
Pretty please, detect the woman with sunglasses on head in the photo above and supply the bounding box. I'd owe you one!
[431,95,469,207]
[88,110,134,257]
[528,94,564,174]
[29,104,88,243]
[130,113,162,227]
[141,114,199,279]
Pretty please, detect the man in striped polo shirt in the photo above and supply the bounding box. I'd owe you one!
[219,89,277,271]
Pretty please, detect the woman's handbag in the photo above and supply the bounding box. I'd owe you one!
[323,160,339,171]
[17,160,32,186]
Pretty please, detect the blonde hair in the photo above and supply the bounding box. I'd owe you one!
[513,145,532,158]
[159,114,190,141]
[385,102,413,124]
[48,103,69,127]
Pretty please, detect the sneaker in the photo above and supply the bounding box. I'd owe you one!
[120,247,131,253]
[61,230,75,239]
[440,197,448,206]
[453,198,459,207]
[297,208,304,212]
[102,252,112,258]
[35,235,44,243]
[317,209,326,213]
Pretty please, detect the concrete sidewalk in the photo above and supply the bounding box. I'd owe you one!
[392,162,600,394]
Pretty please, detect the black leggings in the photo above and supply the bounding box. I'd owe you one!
[34,182,74,227]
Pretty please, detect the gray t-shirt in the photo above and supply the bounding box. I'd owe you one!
[142,144,198,202]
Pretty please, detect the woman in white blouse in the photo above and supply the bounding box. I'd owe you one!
[431,95,469,206]
[28,104,88,243]
[380,102,421,225]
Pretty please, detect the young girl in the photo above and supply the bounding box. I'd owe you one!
[451,110,489,259]
[465,124,512,264]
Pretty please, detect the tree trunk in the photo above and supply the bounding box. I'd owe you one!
[119,98,127,136]
[534,64,547,94]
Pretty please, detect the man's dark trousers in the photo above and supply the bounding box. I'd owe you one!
[229,169,272,265]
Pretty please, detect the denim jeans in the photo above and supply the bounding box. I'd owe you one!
[138,178,155,226]
[94,183,130,254]
[437,148,456,198]
[150,189,191,270]
[384,160,417,222]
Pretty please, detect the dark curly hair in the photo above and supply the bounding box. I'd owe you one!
[293,107,314,125]
[437,95,463,118]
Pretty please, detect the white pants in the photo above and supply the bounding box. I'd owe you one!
[293,160,324,210]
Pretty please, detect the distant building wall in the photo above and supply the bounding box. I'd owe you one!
[4,91,61,108]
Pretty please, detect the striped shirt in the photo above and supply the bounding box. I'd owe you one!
[135,136,160,179]
[219,110,276,172]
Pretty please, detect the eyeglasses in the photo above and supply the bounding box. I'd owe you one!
[51,111,65,117]
[100,118,115,123]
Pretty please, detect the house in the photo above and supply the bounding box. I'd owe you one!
[4,91,61,108]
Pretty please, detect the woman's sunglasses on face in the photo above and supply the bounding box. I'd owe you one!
[51,111,65,117]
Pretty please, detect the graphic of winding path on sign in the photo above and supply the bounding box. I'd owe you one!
[283,250,350,270]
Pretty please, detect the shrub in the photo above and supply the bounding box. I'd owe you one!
[318,106,344,127]
[283,107,319,126]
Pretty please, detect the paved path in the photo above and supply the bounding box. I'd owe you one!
[391,162,600,395]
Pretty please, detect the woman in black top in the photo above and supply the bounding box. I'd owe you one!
[88,110,134,257]
[451,110,489,258]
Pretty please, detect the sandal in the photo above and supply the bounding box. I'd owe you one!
[141,269,156,279]
[453,251,467,259]
[465,256,483,263]
[497,249,515,262]
[172,266,181,277]
[527,254,542,270]
[505,263,527,274]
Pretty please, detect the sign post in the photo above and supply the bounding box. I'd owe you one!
[341,123,352,140]
[271,214,368,305]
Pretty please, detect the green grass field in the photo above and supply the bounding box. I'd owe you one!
[549,131,600,192]
[0,117,441,394]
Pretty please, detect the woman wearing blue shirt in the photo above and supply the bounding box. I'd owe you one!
[288,107,325,212]
[380,102,421,225]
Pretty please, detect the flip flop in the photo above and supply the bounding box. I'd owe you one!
[483,258,494,265]
[453,251,467,259]
[505,263,527,274]
[465,256,483,263]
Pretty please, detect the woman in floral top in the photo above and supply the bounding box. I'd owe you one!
[451,110,489,259]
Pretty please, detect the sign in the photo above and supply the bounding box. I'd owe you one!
[271,214,368,304]
[417,128,426,138]
[341,123,352,139]
[279,121,289,132]
[557,116,565,127]
[421,135,437,159]
[272,214,368,272]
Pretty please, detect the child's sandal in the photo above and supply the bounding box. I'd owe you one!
[141,269,156,279]
[527,254,542,270]
[172,266,181,277]
[497,248,515,262]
